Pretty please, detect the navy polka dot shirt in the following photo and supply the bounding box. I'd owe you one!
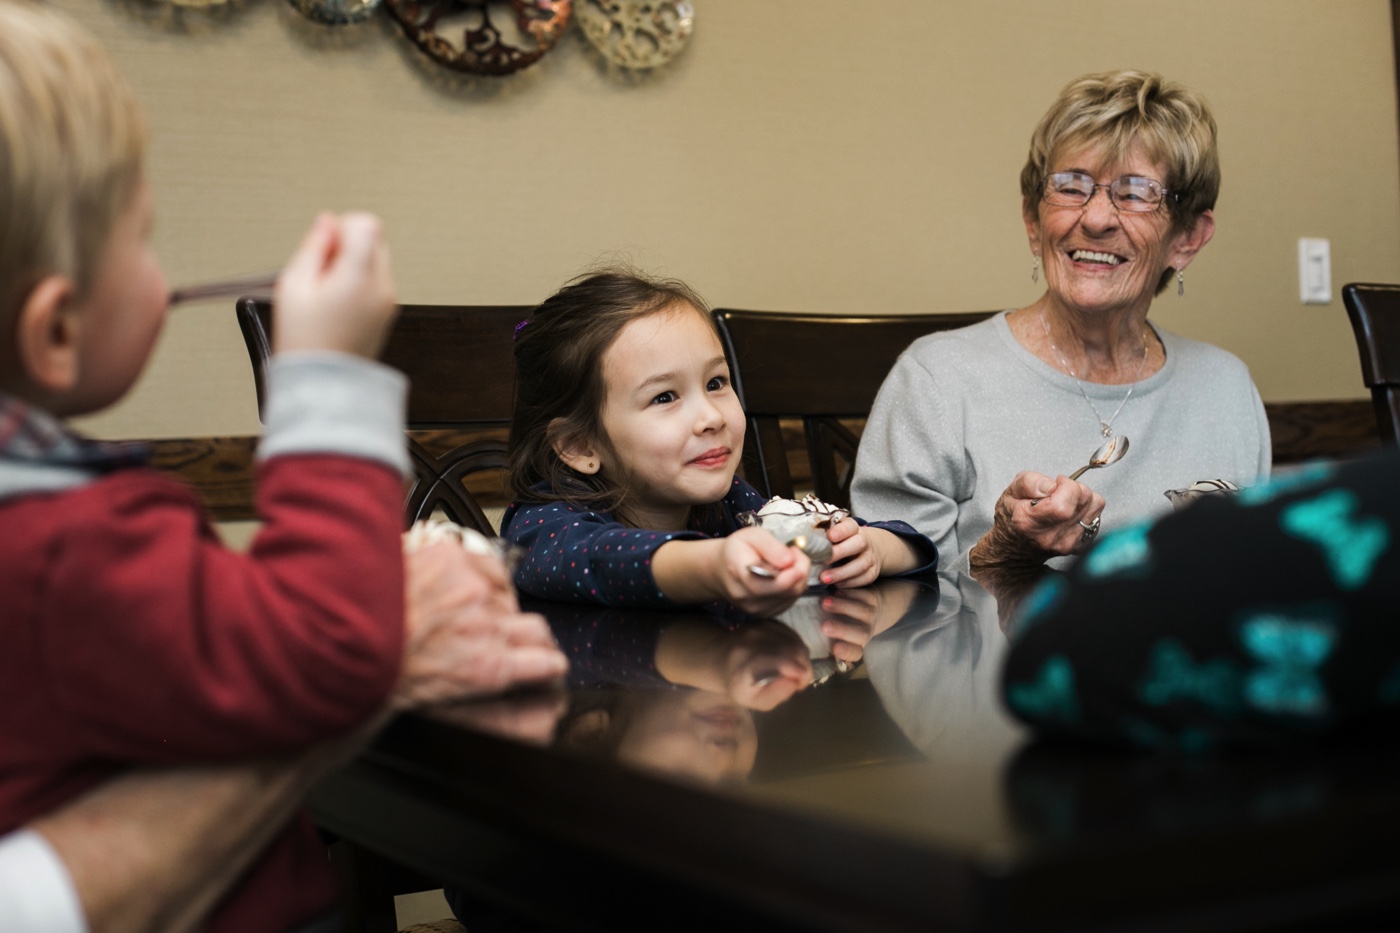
[502,476,936,608]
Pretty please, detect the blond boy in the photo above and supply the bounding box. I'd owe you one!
[0,4,566,931]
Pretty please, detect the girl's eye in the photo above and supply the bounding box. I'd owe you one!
[651,391,677,405]
[707,375,729,392]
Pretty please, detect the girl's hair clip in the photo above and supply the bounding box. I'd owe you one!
[513,319,530,340]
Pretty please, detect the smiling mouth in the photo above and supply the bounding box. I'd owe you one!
[1069,249,1124,266]
[689,448,730,467]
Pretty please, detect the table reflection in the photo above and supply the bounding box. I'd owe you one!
[504,571,1028,789]
[318,571,1400,932]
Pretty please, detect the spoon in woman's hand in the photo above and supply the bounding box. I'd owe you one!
[1067,435,1130,481]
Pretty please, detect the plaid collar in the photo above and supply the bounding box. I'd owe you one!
[0,394,148,472]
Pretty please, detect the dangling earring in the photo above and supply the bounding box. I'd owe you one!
[1176,268,1185,297]
[1031,256,1040,284]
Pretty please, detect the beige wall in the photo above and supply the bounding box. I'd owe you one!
[62,0,1400,440]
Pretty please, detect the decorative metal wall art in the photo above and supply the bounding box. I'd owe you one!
[286,0,384,25]
[576,0,693,69]
[183,0,694,77]
[383,0,574,75]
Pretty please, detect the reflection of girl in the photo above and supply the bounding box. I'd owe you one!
[504,270,936,617]
[540,601,814,712]
[448,689,755,927]
[446,602,785,932]
[556,687,757,787]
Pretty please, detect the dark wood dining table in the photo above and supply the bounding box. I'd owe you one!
[308,573,1400,932]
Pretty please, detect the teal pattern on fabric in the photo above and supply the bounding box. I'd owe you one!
[1238,612,1336,717]
[1082,521,1153,580]
[1139,639,1242,715]
[1008,655,1079,723]
[1279,489,1390,591]
[1237,462,1334,507]
[1009,575,1068,640]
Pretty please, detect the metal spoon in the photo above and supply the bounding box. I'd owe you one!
[747,535,812,579]
[1067,435,1130,481]
[167,270,279,309]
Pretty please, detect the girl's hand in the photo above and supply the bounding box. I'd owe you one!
[821,518,880,587]
[970,471,1105,569]
[822,522,920,587]
[714,527,810,617]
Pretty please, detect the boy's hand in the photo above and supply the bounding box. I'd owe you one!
[391,543,568,709]
[273,212,397,360]
[714,527,810,617]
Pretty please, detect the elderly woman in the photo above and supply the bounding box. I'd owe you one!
[852,70,1270,573]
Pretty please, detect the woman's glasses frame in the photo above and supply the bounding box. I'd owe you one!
[1041,171,1179,214]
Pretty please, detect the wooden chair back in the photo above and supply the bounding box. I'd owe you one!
[712,308,995,508]
[1341,283,1400,445]
[236,299,530,534]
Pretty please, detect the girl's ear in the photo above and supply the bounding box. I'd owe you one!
[14,275,81,395]
[549,419,602,474]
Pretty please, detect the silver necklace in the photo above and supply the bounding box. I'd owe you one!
[1040,309,1150,438]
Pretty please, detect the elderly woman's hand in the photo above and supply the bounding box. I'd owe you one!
[969,471,1105,569]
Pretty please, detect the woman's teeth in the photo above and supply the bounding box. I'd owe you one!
[1071,249,1122,265]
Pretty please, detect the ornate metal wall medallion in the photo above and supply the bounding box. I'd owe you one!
[577,0,693,69]
[385,0,573,75]
[286,0,384,25]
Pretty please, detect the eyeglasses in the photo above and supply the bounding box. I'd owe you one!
[1041,171,1175,213]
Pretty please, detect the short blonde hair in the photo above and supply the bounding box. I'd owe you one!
[0,1,147,330]
[1020,70,1219,229]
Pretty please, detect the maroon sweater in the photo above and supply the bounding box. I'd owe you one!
[0,454,405,932]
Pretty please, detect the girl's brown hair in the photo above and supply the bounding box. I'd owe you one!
[508,268,715,514]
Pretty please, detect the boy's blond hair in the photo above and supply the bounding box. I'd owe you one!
[0,1,147,334]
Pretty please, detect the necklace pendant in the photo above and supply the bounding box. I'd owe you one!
[1100,422,1112,438]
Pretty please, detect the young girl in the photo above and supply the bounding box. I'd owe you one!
[503,270,936,616]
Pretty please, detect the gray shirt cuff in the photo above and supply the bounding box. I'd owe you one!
[258,352,409,476]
